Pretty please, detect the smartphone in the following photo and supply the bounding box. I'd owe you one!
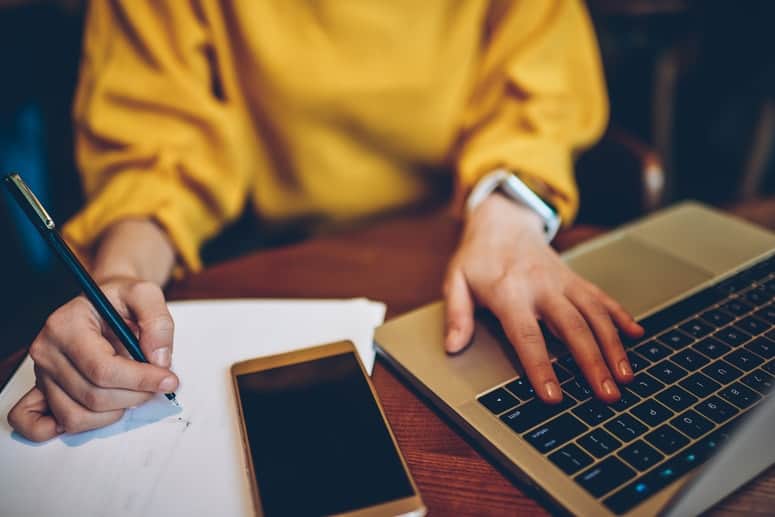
[231,341,426,517]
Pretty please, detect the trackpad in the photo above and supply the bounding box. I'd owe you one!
[564,236,713,318]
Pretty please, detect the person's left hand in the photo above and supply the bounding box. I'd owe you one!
[443,193,644,404]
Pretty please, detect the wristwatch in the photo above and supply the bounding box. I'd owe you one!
[465,169,561,243]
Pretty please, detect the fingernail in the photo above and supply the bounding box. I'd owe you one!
[56,425,65,434]
[445,328,463,353]
[152,347,170,367]
[544,381,561,401]
[602,378,618,398]
[618,359,633,378]
[159,376,176,392]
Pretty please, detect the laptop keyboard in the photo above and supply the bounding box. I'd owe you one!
[477,253,775,514]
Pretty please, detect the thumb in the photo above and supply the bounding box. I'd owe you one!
[122,281,175,368]
[443,269,475,354]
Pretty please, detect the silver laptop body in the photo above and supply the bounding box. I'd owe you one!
[375,202,775,516]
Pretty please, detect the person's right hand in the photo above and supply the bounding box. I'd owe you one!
[7,277,179,442]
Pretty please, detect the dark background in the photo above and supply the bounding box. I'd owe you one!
[2,0,775,358]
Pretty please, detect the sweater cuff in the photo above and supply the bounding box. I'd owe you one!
[455,137,579,227]
[63,170,217,274]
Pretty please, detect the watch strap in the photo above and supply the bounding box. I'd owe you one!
[465,169,561,242]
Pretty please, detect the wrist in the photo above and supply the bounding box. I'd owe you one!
[91,219,175,286]
[470,193,545,238]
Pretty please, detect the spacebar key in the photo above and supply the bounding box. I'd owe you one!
[500,396,575,433]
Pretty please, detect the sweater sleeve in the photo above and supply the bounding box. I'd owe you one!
[454,0,609,225]
[63,1,253,272]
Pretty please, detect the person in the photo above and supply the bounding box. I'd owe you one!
[8,1,643,442]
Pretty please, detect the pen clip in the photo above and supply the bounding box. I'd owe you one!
[3,173,56,230]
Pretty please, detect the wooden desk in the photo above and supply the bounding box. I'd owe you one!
[2,210,774,515]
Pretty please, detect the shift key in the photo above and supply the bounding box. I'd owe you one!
[500,396,575,433]
[525,413,588,454]
[575,456,636,498]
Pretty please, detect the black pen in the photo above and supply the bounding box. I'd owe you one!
[3,173,179,406]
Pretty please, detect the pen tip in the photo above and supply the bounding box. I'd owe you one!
[166,393,181,407]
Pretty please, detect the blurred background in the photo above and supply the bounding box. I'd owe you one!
[2,0,775,359]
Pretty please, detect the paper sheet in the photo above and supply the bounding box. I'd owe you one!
[0,298,386,517]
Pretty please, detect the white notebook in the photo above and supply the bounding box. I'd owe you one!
[0,298,386,517]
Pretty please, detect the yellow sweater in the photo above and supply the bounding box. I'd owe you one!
[64,0,608,272]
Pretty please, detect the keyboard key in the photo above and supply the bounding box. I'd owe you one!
[658,329,694,350]
[746,336,775,359]
[549,443,593,475]
[525,413,588,453]
[672,348,710,371]
[578,428,622,458]
[720,298,754,317]
[639,286,725,338]
[695,396,739,423]
[741,369,774,394]
[604,432,715,515]
[754,306,775,324]
[619,440,664,472]
[499,396,574,433]
[573,399,615,426]
[671,410,714,438]
[714,326,752,348]
[768,329,775,342]
[765,360,775,376]
[605,414,648,442]
[562,378,592,402]
[656,385,697,412]
[505,378,535,401]
[645,424,689,454]
[559,354,582,376]
[719,383,761,409]
[627,351,651,373]
[635,341,672,362]
[628,372,665,398]
[610,388,641,412]
[575,457,636,498]
[679,318,714,339]
[647,360,688,384]
[478,388,519,414]
[725,349,764,371]
[693,337,731,359]
[680,372,721,398]
[551,362,572,383]
[743,286,769,305]
[702,360,743,385]
[716,274,755,295]
[631,399,674,427]
[700,308,734,327]
[737,315,770,336]
[604,477,659,514]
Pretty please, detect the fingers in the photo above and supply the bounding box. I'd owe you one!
[38,374,124,435]
[488,291,562,404]
[35,317,178,394]
[7,387,60,442]
[567,287,634,385]
[540,295,621,403]
[121,282,174,367]
[39,346,155,411]
[443,269,475,354]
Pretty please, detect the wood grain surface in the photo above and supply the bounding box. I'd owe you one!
[1,209,773,515]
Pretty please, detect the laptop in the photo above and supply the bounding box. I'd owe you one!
[374,202,775,516]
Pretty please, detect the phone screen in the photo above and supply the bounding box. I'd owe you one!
[236,352,415,516]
